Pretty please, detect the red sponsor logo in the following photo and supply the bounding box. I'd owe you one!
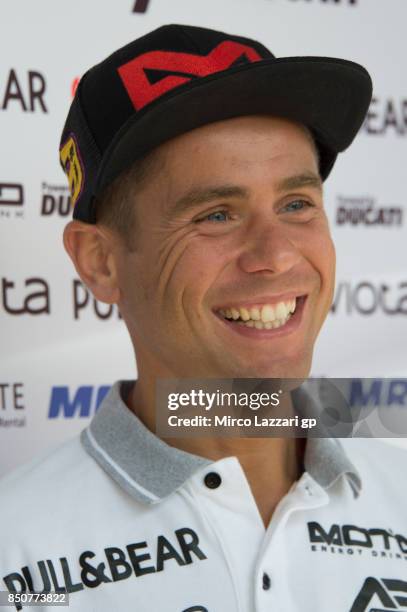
[118,40,262,110]
[71,77,80,98]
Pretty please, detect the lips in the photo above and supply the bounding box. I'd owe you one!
[214,295,307,336]
[218,297,296,328]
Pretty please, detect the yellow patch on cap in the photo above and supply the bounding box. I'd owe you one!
[60,135,84,207]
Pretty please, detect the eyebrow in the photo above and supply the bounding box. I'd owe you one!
[169,172,322,217]
[275,172,323,193]
[168,185,248,217]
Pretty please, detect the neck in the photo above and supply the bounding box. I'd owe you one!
[126,371,306,527]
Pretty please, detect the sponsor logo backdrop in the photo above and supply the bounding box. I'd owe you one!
[0,0,406,476]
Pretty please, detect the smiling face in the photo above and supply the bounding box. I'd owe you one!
[113,115,336,379]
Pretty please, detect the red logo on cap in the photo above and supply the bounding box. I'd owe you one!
[118,40,262,110]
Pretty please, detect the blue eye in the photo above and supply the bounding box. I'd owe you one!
[284,200,313,212]
[205,210,228,222]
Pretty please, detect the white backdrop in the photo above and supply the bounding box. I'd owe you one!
[1,0,406,477]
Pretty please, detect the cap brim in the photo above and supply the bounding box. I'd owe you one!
[95,55,372,198]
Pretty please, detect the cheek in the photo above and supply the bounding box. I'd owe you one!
[116,256,150,315]
[167,240,228,303]
[321,234,336,288]
[129,228,230,321]
[311,231,336,307]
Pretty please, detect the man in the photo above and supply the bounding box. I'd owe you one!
[1,24,407,612]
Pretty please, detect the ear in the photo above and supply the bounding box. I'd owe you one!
[63,220,120,304]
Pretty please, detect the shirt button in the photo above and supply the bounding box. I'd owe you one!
[262,572,271,591]
[204,472,222,489]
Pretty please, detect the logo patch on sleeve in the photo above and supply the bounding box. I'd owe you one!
[59,134,84,207]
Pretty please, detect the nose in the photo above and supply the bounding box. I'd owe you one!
[237,219,303,275]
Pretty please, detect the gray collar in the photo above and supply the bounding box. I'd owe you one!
[81,380,361,505]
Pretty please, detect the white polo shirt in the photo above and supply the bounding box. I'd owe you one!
[1,380,407,612]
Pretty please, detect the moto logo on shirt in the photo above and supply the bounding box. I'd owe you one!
[350,577,407,611]
[3,528,207,611]
[308,522,407,558]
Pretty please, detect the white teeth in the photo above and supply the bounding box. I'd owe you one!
[231,308,240,320]
[219,298,298,328]
[261,304,275,323]
[222,313,293,329]
[247,320,277,329]
[275,302,288,319]
[249,307,261,321]
[240,307,250,321]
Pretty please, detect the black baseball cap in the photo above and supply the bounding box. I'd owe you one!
[59,23,372,223]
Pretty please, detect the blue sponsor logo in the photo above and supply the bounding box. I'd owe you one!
[349,379,407,407]
[48,385,110,418]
